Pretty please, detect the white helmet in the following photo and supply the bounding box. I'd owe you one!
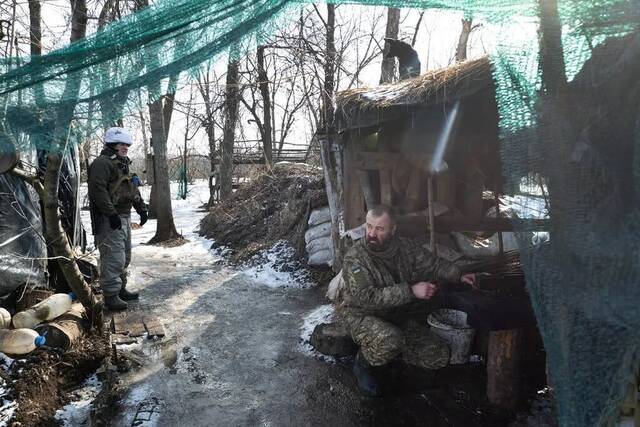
[104,127,133,145]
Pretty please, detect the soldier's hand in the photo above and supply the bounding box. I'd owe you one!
[461,273,477,288]
[139,211,148,227]
[411,282,438,300]
[108,214,122,230]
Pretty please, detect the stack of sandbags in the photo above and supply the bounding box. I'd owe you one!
[305,206,334,267]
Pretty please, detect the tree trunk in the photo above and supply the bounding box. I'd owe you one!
[206,118,217,207]
[257,46,273,167]
[38,0,103,328]
[27,0,42,55]
[322,4,336,131]
[220,56,240,200]
[148,97,180,243]
[455,18,473,62]
[380,8,400,84]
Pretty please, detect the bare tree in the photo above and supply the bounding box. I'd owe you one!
[220,54,240,200]
[380,8,400,84]
[13,0,103,325]
[455,18,480,62]
[147,80,180,243]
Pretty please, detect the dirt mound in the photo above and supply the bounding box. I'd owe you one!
[8,333,110,425]
[200,163,327,263]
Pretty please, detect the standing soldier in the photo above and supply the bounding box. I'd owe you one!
[88,127,148,311]
[338,205,477,397]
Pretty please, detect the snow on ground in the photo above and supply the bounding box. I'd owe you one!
[239,240,315,289]
[117,383,162,427]
[54,375,102,426]
[298,304,336,363]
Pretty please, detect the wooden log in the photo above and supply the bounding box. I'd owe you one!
[35,303,87,350]
[487,329,524,409]
[342,142,366,229]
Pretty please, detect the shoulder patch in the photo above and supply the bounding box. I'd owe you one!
[350,265,361,274]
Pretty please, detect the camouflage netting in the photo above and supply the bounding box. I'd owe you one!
[0,0,639,425]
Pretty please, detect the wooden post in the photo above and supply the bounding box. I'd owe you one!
[487,329,524,409]
[319,133,343,271]
[495,189,504,254]
[427,175,437,255]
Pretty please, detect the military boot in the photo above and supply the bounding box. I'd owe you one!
[119,272,139,301]
[119,287,139,301]
[353,351,382,397]
[105,294,128,311]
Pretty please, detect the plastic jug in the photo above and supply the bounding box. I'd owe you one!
[0,308,10,329]
[0,329,46,355]
[12,293,75,329]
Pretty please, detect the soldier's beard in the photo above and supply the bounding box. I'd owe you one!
[366,235,392,252]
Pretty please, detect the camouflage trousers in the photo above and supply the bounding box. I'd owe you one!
[95,214,131,297]
[342,313,450,369]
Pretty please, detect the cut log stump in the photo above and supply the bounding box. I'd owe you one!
[310,322,357,357]
[487,329,524,409]
[35,303,88,350]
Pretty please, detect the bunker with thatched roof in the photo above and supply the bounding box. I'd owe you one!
[319,57,530,264]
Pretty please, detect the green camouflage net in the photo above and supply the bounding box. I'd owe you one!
[1,1,639,425]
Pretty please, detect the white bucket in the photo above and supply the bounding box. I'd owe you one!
[427,309,475,365]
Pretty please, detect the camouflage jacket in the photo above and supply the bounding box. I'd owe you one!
[88,146,146,227]
[339,237,461,317]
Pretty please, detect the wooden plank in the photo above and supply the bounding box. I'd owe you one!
[143,316,166,339]
[404,169,424,212]
[396,214,550,233]
[127,313,147,338]
[356,170,378,209]
[487,329,524,409]
[342,141,366,229]
[111,312,129,335]
[379,169,393,206]
[111,334,137,345]
[353,151,401,170]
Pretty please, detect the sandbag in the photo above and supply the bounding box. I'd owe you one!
[306,236,332,255]
[308,206,331,227]
[308,248,333,266]
[304,222,331,244]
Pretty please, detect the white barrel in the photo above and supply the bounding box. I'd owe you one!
[0,328,46,355]
[0,308,11,329]
[13,293,73,329]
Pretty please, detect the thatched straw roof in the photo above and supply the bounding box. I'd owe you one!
[335,56,494,131]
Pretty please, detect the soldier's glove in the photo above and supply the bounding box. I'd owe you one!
[139,211,148,226]
[108,214,122,230]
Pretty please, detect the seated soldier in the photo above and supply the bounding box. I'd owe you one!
[338,205,476,397]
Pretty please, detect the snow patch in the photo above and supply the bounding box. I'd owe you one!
[54,375,102,426]
[120,384,163,427]
[298,305,336,363]
[240,241,314,289]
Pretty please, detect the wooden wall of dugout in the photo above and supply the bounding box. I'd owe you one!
[338,88,502,237]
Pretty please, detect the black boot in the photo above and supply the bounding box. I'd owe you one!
[119,288,139,301]
[353,351,382,397]
[105,294,128,311]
